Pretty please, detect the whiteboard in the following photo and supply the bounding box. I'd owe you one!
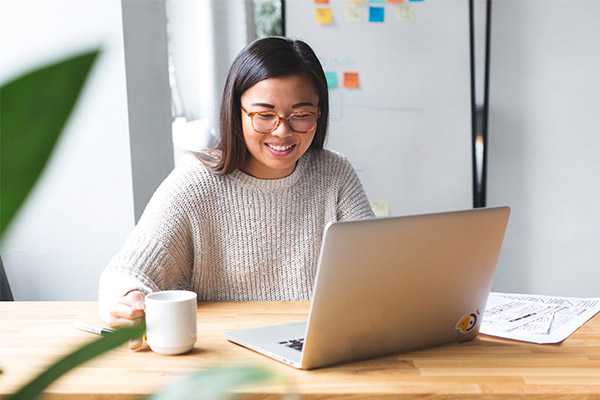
[487,1,600,297]
[286,0,473,216]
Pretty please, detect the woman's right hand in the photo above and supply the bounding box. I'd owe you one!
[107,290,146,350]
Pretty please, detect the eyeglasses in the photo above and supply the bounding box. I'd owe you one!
[241,106,320,134]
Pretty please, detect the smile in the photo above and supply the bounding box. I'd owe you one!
[266,143,295,151]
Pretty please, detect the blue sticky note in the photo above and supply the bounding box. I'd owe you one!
[409,0,424,2]
[369,6,384,22]
[369,6,385,22]
[369,0,385,3]
[324,71,338,88]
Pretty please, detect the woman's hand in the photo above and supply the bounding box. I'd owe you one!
[107,290,146,350]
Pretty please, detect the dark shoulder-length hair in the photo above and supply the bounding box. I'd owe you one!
[199,36,329,175]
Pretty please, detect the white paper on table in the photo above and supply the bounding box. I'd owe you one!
[479,292,600,344]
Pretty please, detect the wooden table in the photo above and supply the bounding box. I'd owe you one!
[1,301,599,399]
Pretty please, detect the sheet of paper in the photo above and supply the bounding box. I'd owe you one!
[371,200,390,217]
[345,4,363,22]
[396,4,415,22]
[480,292,600,344]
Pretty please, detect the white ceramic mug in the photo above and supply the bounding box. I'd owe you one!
[145,290,197,355]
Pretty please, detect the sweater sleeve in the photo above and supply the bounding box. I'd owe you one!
[98,165,195,323]
[336,156,375,221]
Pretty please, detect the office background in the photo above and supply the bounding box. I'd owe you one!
[1,0,598,301]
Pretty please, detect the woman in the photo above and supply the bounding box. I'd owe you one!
[98,37,374,349]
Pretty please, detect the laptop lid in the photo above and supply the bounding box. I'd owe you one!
[300,206,510,369]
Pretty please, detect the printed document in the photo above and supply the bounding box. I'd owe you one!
[480,292,600,344]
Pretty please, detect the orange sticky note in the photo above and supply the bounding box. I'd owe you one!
[314,0,329,3]
[387,0,404,3]
[343,72,360,88]
[316,7,333,24]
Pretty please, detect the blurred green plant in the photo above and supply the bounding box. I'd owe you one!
[0,50,99,238]
[0,51,278,399]
[254,0,282,38]
[146,365,277,400]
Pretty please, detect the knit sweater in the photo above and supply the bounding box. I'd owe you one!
[98,149,374,322]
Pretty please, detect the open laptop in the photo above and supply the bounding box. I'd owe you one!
[226,206,510,369]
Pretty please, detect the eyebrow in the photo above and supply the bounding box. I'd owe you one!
[292,102,316,108]
[250,102,316,109]
[250,102,275,109]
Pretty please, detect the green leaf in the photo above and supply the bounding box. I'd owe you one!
[145,365,277,400]
[0,50,100,239]
[7,324,145,400]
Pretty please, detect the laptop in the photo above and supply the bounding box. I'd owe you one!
[225,206,510,369]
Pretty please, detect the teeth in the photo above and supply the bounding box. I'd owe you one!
[267,144,293,151]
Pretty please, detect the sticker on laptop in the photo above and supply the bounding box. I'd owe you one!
[456,310,480,333]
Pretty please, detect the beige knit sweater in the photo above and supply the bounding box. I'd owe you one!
[98,149,374,322]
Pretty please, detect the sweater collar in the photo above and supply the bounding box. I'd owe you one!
[228,150,312,190]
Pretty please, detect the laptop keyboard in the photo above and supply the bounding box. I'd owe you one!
[279,338,304,351]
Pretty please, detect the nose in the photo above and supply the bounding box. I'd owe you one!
[271,118,293,138]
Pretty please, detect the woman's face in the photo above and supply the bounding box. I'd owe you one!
[240,74,320,179]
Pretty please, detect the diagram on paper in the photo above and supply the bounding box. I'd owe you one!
[480,292,600,344]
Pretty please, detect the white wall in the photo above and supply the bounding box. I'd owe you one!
[0,1,135,300]
[487,1,600,297]
[166,0,253,165]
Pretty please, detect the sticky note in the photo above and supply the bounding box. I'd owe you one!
[345,4,363,22]
[314,0,329,3]
[343,72,360,88]
[387,0,403,2]
[346,0,363,2]
[409,0,423,2]
[371,200,390,217]
[396,4,414,21]
[316,7,333,24]
[368,6,384,22]
[324,71,338,88]
[369,0,385,3]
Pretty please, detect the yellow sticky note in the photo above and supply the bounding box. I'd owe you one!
[316,7,333,24]
[371,200,390,217]
[346,4,363,22]
[396,4,415,22]
[346,0,363,2]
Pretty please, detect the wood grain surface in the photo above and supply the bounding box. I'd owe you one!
[0,301,599,399]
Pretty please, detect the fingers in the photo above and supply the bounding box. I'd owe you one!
[129,336,144,351]
[107,290,146,329]
[105,290,148,351]
[123,290,146,313]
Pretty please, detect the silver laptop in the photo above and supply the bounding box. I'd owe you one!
[226,206,510,369]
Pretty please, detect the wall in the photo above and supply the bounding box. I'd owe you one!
[0,1,135,300]
[487,1,600,297]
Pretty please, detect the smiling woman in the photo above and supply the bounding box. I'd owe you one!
[240,74,320,179]
[98,37,374,348]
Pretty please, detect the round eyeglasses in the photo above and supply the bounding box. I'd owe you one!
[242,107,320,134]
